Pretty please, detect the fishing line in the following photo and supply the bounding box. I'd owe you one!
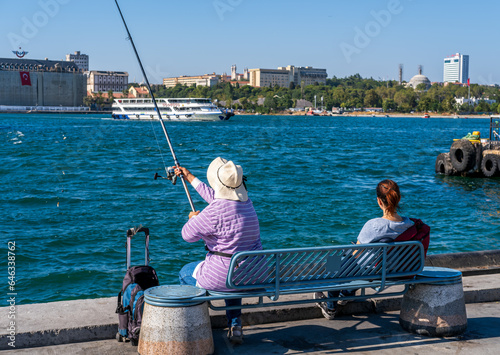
[149,119,169,177]
[115,0,195,212]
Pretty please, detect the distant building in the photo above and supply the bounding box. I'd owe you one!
[407,74,431,90]
[163,74,219,88]
[65,51,89,71]
[249,65,327,88]
[228,80,250,87]
[86,70,128,93]
[443,53,469,84]
[443,81,466,87]
[406,65,431,90]
[231,65,237,80]
[249,68,289,88]
[455,97,496,107]
[228,65,250,82]
[129,86,149,98]
[0,57,85,107]
[284,65,328,87]
[87,91,128,99]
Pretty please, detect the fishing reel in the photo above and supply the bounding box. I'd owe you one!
[154,167,177,185]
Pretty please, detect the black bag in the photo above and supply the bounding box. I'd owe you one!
[115,227,159,346]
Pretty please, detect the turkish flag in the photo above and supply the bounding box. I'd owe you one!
[467,78,470,87]
[20,71,31,86]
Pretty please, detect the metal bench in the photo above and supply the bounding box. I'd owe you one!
[203,241,441,309]
[140,241,467,351]
[148,241,461,309]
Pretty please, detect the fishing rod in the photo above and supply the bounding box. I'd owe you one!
[114,0,195,212]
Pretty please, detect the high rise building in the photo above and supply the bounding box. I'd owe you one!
[66,51,89,71]
[443,53,469,84]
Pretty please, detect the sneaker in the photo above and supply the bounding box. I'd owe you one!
[337,290,355,306]
[313,292,336,320]
[227,326,243,344]
[336,298,349,306]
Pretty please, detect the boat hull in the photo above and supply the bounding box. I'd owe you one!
[111,112,227,121]
[111,97,230,121]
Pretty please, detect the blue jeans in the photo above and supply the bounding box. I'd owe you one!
[326,289,357,309]
[179,261,242,327]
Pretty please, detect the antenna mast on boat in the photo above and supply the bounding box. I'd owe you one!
[114,0,195,212]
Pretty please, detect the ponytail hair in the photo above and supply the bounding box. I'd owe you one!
[376,179,401,215]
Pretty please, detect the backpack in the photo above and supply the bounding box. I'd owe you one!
[394,218,430,257]
[116,265,159,345]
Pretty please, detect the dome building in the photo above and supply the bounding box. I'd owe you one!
[408,74,431,90]
[406,65,431,90]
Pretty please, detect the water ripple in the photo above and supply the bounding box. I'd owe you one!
[1,113,499,304]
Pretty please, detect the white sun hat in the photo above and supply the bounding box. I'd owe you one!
[206,157,248,202]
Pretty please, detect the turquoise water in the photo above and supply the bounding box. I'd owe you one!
[1,114,499,304]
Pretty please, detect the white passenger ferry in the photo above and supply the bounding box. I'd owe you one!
[111,98,233,121]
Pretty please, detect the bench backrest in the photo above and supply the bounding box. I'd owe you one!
[226,241,425,291]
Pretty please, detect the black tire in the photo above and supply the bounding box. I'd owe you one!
[450,139,476,172]
[131,338,139,346]
[474,143,483,170]
[435,153,456,175]
[481,154,498,177]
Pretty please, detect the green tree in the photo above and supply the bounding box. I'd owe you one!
[394,89,417,111]
[107,90,114,103]
[363,89,382,107]
[474,101,491,113]
[264,95,277,111]
[417,97,433,112]
[416,83,428,92]
[95,92,105,110]
[83,95,95,108]
[238,97,247,110]
[441,96,457,113]
[224,83,234,101]
[382,99,397,112]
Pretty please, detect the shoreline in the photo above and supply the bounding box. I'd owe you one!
[0,111,496,119]
[236,112,497,119]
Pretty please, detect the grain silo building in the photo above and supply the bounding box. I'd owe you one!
[0,57,86,108]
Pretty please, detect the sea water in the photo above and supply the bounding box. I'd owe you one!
[1,114,499,304]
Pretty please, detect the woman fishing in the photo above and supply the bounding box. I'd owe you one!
[175,157,262,345]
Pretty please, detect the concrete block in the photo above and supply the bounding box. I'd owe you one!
[139,302,214,355]
[399,281,467,337]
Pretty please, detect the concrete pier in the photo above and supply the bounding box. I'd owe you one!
[1,250,500,353]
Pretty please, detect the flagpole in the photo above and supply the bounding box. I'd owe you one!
[468,78,470,113]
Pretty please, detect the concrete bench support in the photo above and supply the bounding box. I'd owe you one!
[399,267,467,337]
[138,285,214,355]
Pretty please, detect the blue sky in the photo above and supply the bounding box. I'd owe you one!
[1,0,499,85]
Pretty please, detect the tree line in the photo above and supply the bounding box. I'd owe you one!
[85,74,500,114]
